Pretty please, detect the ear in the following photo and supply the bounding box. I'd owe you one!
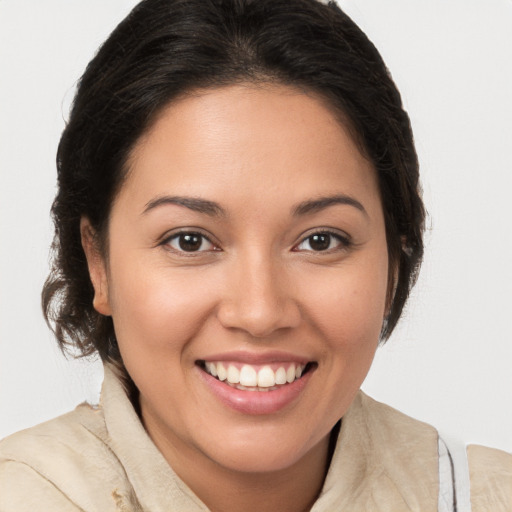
[80,217,112,316]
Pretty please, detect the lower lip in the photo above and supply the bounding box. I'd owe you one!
[197,366,314,415]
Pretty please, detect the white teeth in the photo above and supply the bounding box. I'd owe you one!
[217,363,227,381]
[275,367,287,385]
[257,366,276,388]
[205,362,217,377]
[286,364,296,383]
[234,383,270,392]
[239,365,258,387]
[227,365,240,384]
[203,361,308,387]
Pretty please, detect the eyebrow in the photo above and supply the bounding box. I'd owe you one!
[142,196,225,216]
[292,195,367,217]
[142,193,366,218]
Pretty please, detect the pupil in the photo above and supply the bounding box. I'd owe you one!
[179,234,202,251]
[310,233,330,251]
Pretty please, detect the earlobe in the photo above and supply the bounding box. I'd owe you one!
[80,217,112,316]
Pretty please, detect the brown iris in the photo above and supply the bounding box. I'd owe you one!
[308,233,332,251]
[178,233,203,251]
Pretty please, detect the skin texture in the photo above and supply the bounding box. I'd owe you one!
[82,84,389,512]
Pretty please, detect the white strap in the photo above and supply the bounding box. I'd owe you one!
[438,437,454,512]
[438,435,472,512]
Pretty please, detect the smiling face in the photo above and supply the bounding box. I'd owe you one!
[83,84,389,480]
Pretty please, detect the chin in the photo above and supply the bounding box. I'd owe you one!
[197,423,327,475]
[209,445,308,474]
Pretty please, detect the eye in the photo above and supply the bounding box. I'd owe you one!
[294,231,349,252]
[165,232,217,253]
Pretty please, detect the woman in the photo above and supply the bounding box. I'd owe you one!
[0,0,510,510]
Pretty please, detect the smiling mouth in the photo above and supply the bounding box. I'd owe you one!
[197,360,317,391]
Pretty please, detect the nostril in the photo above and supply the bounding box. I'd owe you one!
[216,299,301,338]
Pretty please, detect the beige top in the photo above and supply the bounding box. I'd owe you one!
[1,365,510,511]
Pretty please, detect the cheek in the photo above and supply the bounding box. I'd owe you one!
[106,258,218,361]
[299,256,389,348]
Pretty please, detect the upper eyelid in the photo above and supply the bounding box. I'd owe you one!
[296,228,351,243]
[160,228,216,245]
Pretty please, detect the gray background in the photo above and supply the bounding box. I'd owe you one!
[1,0,511,451]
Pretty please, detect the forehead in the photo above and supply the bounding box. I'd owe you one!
[121,84,380,216]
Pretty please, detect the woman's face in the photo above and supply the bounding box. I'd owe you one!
[85,84,389,474]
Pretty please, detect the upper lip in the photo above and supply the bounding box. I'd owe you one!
[198,350,313,365]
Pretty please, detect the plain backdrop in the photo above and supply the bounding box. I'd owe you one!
[1,0,511,451]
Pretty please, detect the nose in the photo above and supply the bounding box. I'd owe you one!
[216,252,301,338]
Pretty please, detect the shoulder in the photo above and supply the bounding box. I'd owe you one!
[328,392,440,510]
[347,393,512,511]
[0,403,138,511]
[0,402,110,473]
[467,444,512,512]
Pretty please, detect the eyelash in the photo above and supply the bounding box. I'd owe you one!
[161,230,219,254]
[293,230,351,253]
[161,229,351,255]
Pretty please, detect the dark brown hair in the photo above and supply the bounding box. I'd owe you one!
[43,0,425,366]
